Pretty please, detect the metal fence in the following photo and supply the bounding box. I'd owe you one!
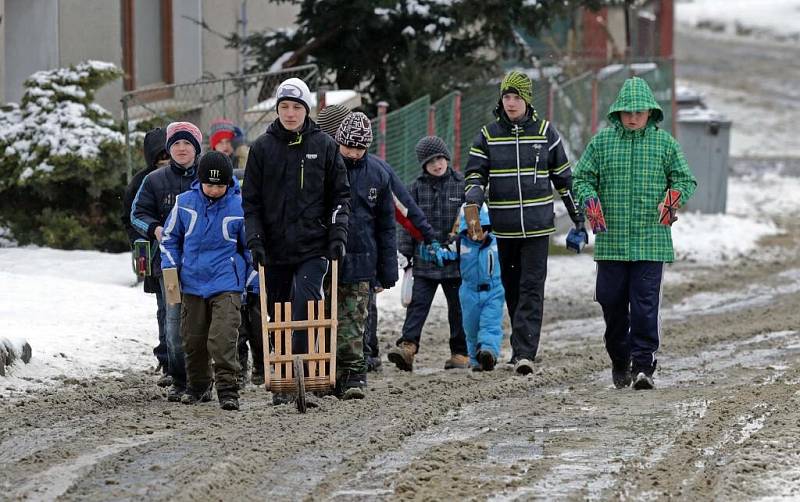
[121,64,319,179]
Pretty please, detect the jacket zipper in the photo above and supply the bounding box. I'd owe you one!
[533,147,540,186]
[514,125,526,236]
[300,159,305,190]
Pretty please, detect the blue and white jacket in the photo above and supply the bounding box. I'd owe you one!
[458,230,502,290]
[160,179,249,299]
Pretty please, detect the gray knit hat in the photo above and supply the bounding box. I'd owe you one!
[415,136,450,168]
[317,104,352,137]
[335,112,373,149]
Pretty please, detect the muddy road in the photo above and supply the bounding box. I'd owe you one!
[2,220,800,501]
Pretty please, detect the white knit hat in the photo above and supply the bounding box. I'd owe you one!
[275,77,312,113]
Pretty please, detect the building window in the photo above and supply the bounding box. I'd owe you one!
[122,0,173,91]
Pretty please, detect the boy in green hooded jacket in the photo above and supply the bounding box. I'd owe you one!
[573,76,697,390]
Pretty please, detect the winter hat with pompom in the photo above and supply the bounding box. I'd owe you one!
[335,112,373,149]
[415,135,450,169]
[166,121,202,156]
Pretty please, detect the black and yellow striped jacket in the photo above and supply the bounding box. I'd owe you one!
[464,109,583,239]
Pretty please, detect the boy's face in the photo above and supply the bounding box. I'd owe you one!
[169,139,196,167]
[339,145,367,161]
[502,93,527,122]
[277,100,307,132]
[620,110,651,130]
[214,138,234,156]
[425,156,448,177]
[201,183,227,199]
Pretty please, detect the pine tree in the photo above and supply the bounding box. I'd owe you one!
[227,0,611,109]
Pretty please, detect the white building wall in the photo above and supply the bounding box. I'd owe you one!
[4,0,60,104]
[172,0,203,83]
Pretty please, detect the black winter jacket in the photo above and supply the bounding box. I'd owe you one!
[122,128,166,245]
[131,159,198,277]
[465,107,583,239]
[242,118,350,266]
[342,154,398,288]
[398,167,464,280]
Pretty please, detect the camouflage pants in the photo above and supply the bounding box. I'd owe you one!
[325,281,370,376]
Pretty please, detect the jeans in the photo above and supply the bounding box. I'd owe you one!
[398,276,467,356]
[153,284,168,370]
[160,276,186,388]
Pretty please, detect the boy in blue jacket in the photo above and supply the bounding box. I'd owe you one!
[160,151,248,411]
[457,204,505,371]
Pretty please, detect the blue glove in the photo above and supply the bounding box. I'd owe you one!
[566,224,589,253]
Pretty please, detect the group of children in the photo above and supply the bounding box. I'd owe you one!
[123,71,696,411]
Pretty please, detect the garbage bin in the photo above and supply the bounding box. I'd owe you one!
[676,109,732,214]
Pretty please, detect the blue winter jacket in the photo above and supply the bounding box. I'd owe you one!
[458,230,502,290]
[342,153,398,288]
[160,179,249,299]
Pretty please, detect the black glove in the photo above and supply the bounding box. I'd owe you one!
[249,241,266,269]
[328,240,346,261]
[465,185,485,206]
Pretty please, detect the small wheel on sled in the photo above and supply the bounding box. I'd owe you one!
[293,356,307,413]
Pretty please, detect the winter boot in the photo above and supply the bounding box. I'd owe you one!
[477,350,496,372]
[181,384,213,405]
[272,392,294,406]
[612,363,632,389]
[444,354,470,370]
[387,341,416,372]
[157,373,173,388]
[365,355,383,373]
[251,369,265,386]
[219,395,240,411]
[513,358,535,376]
[336,373,367,400]
[166,384,186,402]
[632,372,655,390]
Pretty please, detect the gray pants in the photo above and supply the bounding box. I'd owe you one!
[181,292,242,396]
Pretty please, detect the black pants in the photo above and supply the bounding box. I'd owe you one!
[266,257,328,354]
[596,261,664,376]
[398,276,467,356]
[237,293,265,374]
[497,236,549,361]
[363,289,379,357]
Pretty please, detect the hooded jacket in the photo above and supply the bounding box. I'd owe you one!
[242,117,350,265]
[573,77,697,262]
[341,153,398,288]
[464,103,583,239]
[160,180,248,298]
[398,167,464,280]
[123,128,166,245]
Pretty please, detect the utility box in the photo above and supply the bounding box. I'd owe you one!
[676,109,732,213]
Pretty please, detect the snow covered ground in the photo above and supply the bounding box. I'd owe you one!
[0,169,790,394]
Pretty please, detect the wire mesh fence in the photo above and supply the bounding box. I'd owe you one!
[121,64,318,179]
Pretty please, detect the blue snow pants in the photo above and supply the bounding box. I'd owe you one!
[459,283,505,366]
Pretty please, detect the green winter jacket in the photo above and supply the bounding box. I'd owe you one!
[573,77,697,262]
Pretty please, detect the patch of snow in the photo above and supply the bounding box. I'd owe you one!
[676,0,800,42]
[402,26,416,37]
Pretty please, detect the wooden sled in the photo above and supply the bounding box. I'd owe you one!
[257,260,338,413]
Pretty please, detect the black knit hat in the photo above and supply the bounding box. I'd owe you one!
[198,151,233,186]
[415,136,450,169]
[317,104,352,137]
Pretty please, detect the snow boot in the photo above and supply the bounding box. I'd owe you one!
[219,395,240,411]
[387,341,416,372]
[181,384,213,405]
[477,350,496,372]
[251,369,265,386]
[612,364,632,389]
[513,358,535,376]
[444,354,470,370]
[272,392,294,406]
[336,373,367,400]
[166,384,186,402]
[157,373,173,388]
[365,355,383,373]
[632,372,655,390]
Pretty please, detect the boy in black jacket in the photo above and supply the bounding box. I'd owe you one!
[388,136,468,372]
[121,127,170,384]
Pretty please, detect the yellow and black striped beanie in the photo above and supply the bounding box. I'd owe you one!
[500,71,533,107]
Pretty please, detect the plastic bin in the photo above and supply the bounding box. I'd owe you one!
[676,109,732,213]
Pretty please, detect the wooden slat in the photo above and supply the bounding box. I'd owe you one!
[284,302,292,379]
[265,319,333,330]
[268,352,334,363]
[329,260,338,387]
[307,300,317,377]
[318,299,327,378]
[258,265,270,390]
[274,301,283,379]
